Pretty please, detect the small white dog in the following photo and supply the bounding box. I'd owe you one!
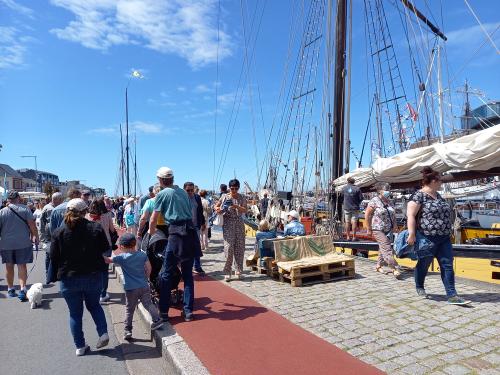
[27,283,43,309]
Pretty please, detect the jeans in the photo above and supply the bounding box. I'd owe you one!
[193,228,202,271]
[60,273,108,348]
[101,270,109,298]
[414,235,457,297]
[159,249,194,316]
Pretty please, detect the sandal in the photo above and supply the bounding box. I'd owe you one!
[376,267,385,274]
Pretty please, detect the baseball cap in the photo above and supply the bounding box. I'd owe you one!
[118,233,136,247]
[7,190,20,200]
[67,198,88,212]
[287,210,300,220]
[156,167,173,178]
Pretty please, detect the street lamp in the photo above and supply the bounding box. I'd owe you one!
[20,155,38,192]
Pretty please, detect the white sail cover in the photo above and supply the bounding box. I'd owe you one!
[334,125,500,191]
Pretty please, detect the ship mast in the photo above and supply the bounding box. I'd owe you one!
[120,123,125,196]
[331,0,347,217]
[125,87,130,195]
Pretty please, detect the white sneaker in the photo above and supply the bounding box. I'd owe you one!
[96,333,109,349]
[224,275,231,282]
[123,331,132,340]
[76,345,89,356]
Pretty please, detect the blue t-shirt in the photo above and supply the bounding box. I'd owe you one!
[153,185,192,224]
[50,201,68,233]
[112,251,148,291]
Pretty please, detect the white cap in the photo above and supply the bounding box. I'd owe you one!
[156,167,173,178]
[287,210,300,220]
[67,198,88,212]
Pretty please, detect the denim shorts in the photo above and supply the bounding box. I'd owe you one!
[1,246,34,264]
[344,210,360,222]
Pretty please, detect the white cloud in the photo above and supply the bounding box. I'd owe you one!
[183,109,221,119]
[87,127,118,134]
[88,121,166,135]
[193,84,212,93]
[446,22,500,49]
[0,0,34,18]
[49,0,232,68]
[0,26,31,69]
[132,121,163,134]
[217,92,235,106]
[177,86,186,92]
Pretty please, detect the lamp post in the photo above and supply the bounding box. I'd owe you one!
[20,155,38,192]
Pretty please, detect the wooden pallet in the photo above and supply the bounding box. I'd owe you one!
[251,264,268,275]
[249,257,279,278]
[278,258,355,287]
[246,256,258,267]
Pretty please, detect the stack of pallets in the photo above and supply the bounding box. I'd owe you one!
[277,254,355,287]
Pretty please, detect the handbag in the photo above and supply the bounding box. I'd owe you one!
[213,214,224,227]
[110,230,119,250]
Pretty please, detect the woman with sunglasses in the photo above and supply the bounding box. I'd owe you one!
[215,179,247,281]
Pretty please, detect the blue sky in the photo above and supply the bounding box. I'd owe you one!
[0,0,498,196]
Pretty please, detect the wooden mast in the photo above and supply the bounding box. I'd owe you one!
[120,123,125,196]
[331,0,347,217]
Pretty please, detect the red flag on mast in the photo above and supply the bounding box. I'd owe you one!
[407,103,418,121]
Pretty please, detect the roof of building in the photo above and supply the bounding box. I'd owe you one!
[17,168,59,177]
[0,164,24,179]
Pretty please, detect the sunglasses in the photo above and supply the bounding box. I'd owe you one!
[186,189,194,192]
[229,186,239,190]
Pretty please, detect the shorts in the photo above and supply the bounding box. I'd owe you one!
[344,210,360,223]
[1,247,34,264]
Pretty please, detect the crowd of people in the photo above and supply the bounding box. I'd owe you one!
[0,165,472,356]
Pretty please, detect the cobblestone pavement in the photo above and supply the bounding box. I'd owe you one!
[201,233,500,375]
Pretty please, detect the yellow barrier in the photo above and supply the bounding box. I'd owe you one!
[337,248,499,285]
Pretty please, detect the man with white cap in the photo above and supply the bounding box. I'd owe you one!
[284,210,306,237]
[149,167,201,322]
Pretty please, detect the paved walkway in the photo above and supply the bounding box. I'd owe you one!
[0,250,164,375]
[199,232,500,375]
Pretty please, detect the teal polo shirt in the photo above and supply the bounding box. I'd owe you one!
[153,185,192,224]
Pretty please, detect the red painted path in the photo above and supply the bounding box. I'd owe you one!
[168,276,384,375]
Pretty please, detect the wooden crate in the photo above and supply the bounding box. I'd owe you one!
[246,255,258,267]
[251,264,268,275]
[278,258,355,287]
[250,257,279,278]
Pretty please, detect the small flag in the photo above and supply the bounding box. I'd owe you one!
[407,103,418,121]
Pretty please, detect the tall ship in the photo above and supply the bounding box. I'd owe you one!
[214,0,500,283]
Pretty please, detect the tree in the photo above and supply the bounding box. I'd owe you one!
[43,182,55,198]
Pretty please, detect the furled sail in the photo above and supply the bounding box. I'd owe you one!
[333,125,500,191]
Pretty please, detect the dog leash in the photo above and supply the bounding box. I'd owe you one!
[27,243,39,279]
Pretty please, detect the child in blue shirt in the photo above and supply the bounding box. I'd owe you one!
[104,233,162,340]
